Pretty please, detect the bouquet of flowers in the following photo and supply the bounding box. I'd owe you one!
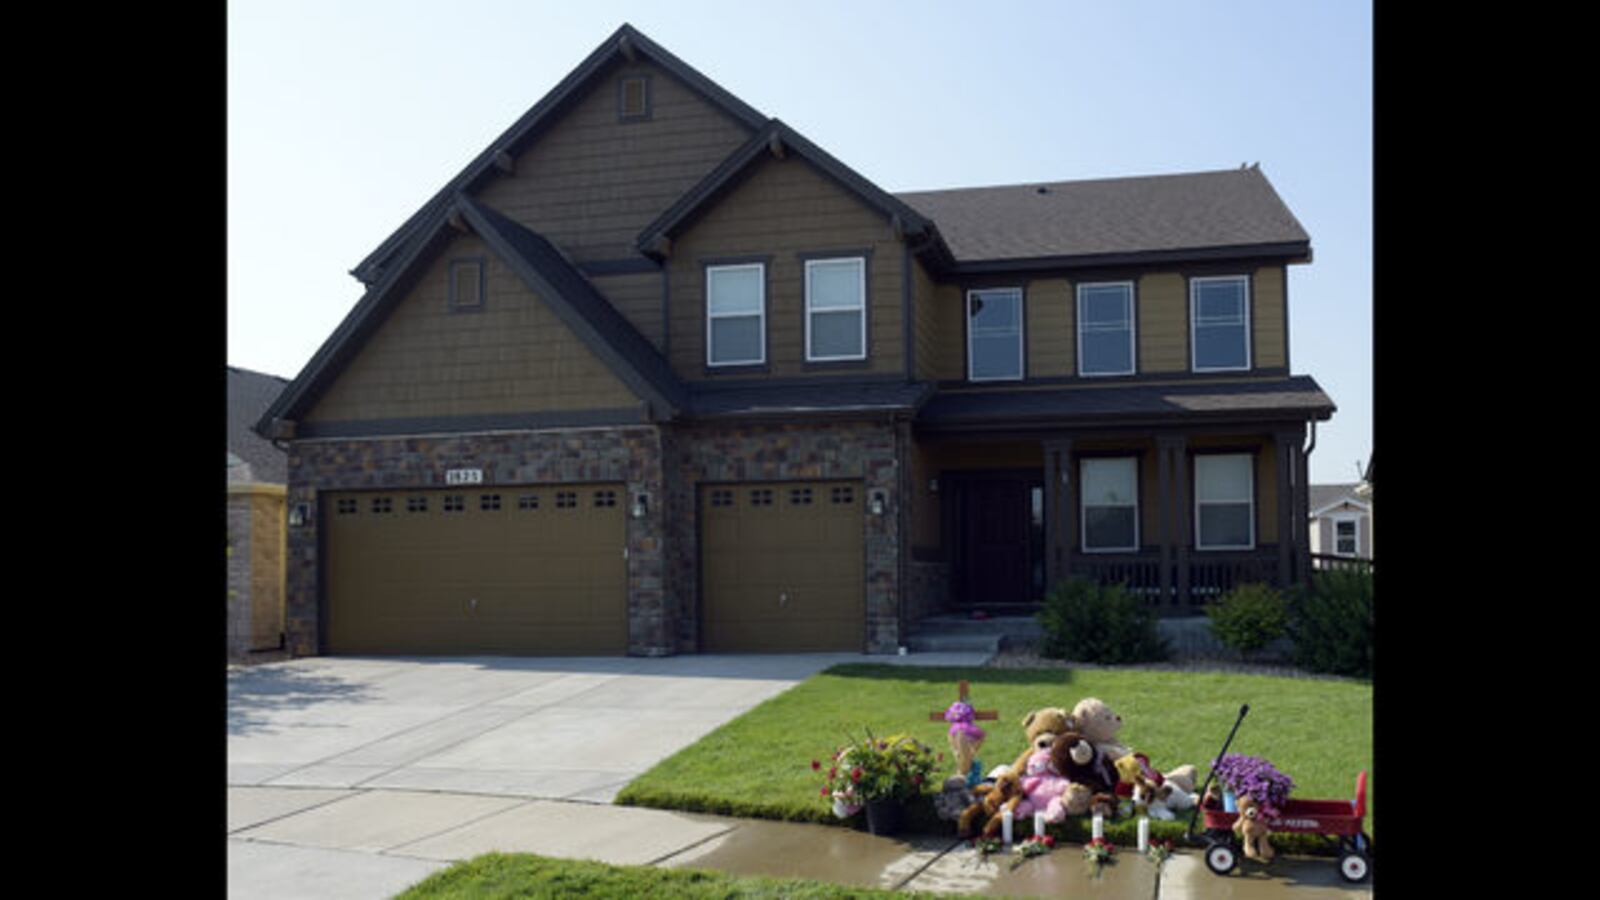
[1083,836,1116,875]
[813,729,939,817]
[1210,753,1295,819]
[1009,834,1055,870]
[1146,837,1176,867]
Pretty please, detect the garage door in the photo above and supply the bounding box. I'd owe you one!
[324,484,627,655]
[700,480,865,652]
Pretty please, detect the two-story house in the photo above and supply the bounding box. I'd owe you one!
[255,24,1334,658]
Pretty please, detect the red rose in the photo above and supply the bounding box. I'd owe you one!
[811,759,821,771]
[912,774,923,786]
[1043,836,1055,848]
[829,766,837,779]
[851,767,863,782]
[820,787,828,796]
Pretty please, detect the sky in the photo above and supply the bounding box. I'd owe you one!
[227,0,1371,485]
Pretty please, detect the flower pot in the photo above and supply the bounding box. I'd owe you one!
[863,799,904,836]
[1222,790,1238,813]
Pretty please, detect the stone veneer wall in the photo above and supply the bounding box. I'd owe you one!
[226,495,254,661]
[284,426,672,657]
[905,560,951,628]
[662,420,904,654]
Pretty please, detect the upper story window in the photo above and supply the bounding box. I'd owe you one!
[618,75,651,121]
[1333,515,1360,556]
[967,287,1024,381]
[706,263,766,367]
[1195,453,1255,550]
[805,258,867,361]
[1191,276,1251,372]
[1077,282,1135,376]
[1080,457,1139,552]
[449,258,486,312]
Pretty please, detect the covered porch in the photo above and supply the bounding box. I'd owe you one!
[907,377,1335,619]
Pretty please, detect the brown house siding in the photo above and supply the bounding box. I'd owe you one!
[1026,278,1074,378]
[589,269,667,353]
[1139,273,1189,373]
[1251,266,1287,369]
[474,60,753,265]
[666,155,906,380]
[303,233,641,426]
[911,258,941,382]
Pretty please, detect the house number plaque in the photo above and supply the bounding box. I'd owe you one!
[445,468,484,485]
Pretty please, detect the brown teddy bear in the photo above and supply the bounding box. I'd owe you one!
[1004,707,1070,779]
[1233,795,1275,862]
[1045,730,1117,817]
[958,769,1024,840]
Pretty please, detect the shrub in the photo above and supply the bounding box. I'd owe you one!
[1207,582,1289,660]
[1037,577,1170,664]
[1287,568,1374,678]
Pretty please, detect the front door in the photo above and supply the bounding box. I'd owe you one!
[954,472,1046,607]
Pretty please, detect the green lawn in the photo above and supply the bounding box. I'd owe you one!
[616,664,1372,850]
[397,852,981,899]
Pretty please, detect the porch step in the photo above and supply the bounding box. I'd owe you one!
[903,615,1041,654]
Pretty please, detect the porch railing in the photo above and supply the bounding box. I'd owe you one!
[1310,553,1374,575]
[1067,549,1283,613]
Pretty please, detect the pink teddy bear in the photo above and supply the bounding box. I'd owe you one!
[1012,748,1074,823]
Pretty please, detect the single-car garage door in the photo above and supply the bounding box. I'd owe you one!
[324,484,627,655]
[700,480,865,652]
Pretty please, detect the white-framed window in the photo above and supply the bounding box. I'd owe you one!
[967,287,1024,381]
[1332,514,1361,557]
[805,257,867,361]
[1080,457,1139,552]
[1195,453,1255,550]
[706,263,765,366]
[1077,281,1136,376]
[1190,275,1251,372]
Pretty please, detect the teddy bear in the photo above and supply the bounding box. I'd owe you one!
[934,775,975,822]
[1012,745,1074,823]
[1114,754,1200,820]
[1233,794,1275,862]
[1002,707,1071,779]
[1067,697,1131,763]
[1049,729,1119,817]
[957,769,1024,840]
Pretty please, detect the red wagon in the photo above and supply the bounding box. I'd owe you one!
[1200,769,1372,883]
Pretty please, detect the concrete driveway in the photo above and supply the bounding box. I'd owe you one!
[229,653,974,802]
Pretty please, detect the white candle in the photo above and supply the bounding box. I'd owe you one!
[1092,812,1104,840]
[1034,811,1046,837]
[1137,816,1150,852]
[1002,807,1014,845]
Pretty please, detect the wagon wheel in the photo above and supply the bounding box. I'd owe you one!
[1204,837,1240,876]
[1338,832,1372,883]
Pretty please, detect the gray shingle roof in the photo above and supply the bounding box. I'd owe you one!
[689,380,932,419]
[917,375,1334,428]
[1310,483,1365,514]
[895,167,1310,266]
[228,366,290,484]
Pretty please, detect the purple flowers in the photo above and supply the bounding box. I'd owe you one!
[1211,753,1294,819]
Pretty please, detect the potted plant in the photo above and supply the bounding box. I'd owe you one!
[1210,753,1295,819]
[815,730,938,836]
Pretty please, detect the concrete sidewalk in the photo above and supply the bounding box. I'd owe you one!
[227,785,1374,899]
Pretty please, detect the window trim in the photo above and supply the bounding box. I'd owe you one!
[705,262,767,368]
[1189,274,1253,373]
[1330,512,1362,557]
[1076,280,1137,377]
[804,257,868,362]
[965,286,1025,382]
[618,74,652,122]
[1079,456,1140,554]
[1194,452,1257,551]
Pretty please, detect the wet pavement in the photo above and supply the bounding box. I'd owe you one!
[227,785,1374,898]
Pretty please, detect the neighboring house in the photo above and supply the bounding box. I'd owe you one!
[228,365,290,657]
[1308,483,1371,560]
[255,24,1335,658]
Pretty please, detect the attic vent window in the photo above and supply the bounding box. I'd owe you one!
[618,75,651,121]
[449,258,486,312]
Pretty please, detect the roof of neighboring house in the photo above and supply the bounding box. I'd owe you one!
[689,379,933,420]
[228,366,290,484]
[916,376,1334,430]
[895,166,1311,270]
[351,23,767,287]
[1310,483,1369,517]
[258,194,687,437]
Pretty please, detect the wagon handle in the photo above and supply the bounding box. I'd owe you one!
[1185,703,1249,842]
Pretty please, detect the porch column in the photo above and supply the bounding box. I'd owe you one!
[1156,435,1182,609]
[1275,431,1297,590]
[1173,436,1191,609]
[1295,430,1312,585]
[1044,438,1074,588]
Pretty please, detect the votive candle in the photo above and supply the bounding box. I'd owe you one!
[1137,816,1150,852]
[1092,812,1104,840]
[1001,807,1014,844]
[1034,811,1046,837]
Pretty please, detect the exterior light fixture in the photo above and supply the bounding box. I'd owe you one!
[928,477,939,494]
[632,493,649,519]
[869,491,887,516]
[288,504,309,528]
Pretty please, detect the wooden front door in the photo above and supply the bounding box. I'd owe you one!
[954,472,1046,607]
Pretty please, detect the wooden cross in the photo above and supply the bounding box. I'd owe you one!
[928,680,999,723]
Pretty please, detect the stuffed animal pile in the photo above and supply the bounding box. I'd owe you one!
[956,696,1197,835]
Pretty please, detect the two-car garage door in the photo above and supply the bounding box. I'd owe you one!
[323,484,626,655]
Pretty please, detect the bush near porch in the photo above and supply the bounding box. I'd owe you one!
[615,664,1372,854]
